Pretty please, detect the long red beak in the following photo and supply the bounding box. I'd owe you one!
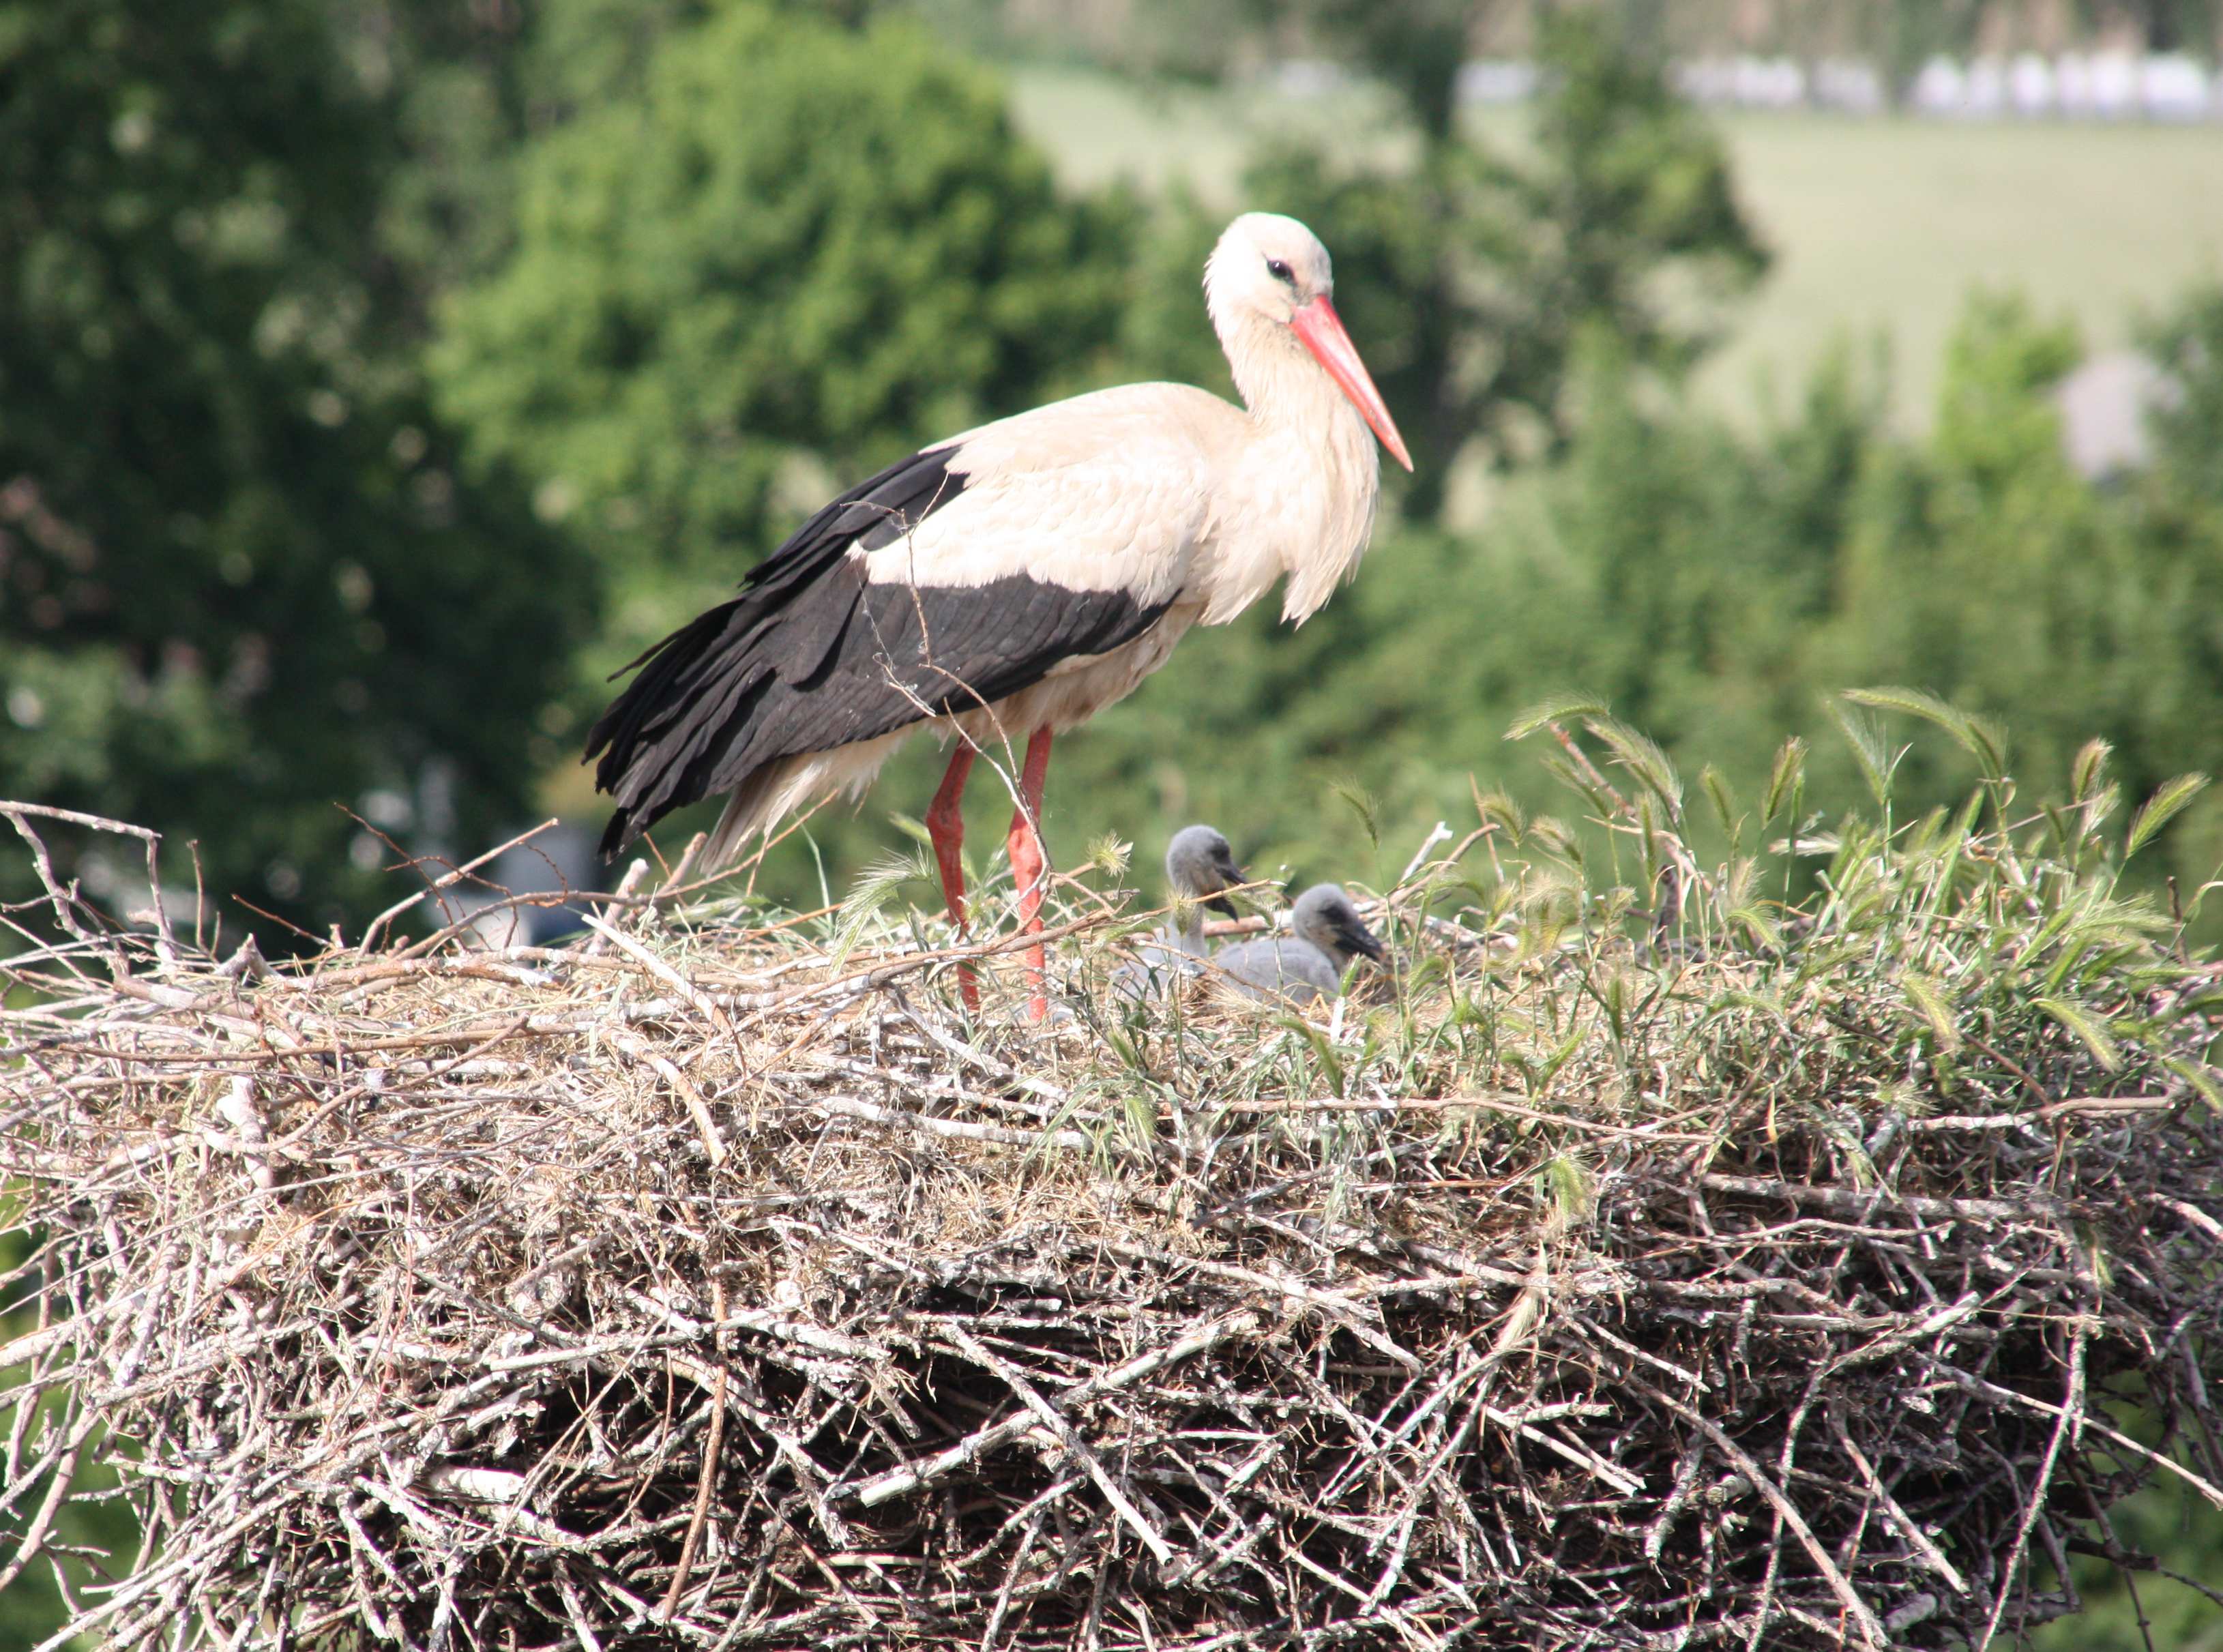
[1291,296,1413,472]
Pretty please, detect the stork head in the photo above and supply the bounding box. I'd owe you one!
[1205,213,1413,471]
[1289,883,1386,969]
[1166,824,1245,918]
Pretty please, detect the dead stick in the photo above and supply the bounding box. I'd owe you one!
[661,1280,729,1619]
[1939,1361,2223,1509]
[1224,1094,1707,1143]
[580,859,652,959]
[1975,1323,2086,1649]
[604,1027,726,1168]
[1697,1171,2068,1223]
[1627,1372,1887,1648]
[360,819,561,951]
[1830,1413,1966,1595]
[853,1310,1263,1508]
[947,1326,1175,1567]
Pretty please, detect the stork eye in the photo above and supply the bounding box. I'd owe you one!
[1265,258,1295,284]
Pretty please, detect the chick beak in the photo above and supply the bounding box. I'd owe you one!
[1209,851,1246,918]
[1343,919,1386,963]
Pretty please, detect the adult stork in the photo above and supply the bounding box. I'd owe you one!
[585,212,1410,1018]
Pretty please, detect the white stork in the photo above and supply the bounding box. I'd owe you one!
[586,212,1411,1018]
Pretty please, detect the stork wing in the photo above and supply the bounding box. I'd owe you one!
[586,385,1229,855]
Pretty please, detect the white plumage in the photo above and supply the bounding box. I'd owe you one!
[588,212,1411,1019]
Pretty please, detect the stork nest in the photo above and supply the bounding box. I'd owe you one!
[4,728,2223,1651]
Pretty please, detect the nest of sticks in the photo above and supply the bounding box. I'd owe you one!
[5,767,2223,1651]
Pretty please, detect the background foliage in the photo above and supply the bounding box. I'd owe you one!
[5,0,2223,1641]
[0,0,593,936]
[432,0,1139,669]
[5,0,2221,938]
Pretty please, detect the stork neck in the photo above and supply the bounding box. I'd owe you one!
[1226,314,1357,441]
[1167,894,1207,955]
[1216,310,1384,625]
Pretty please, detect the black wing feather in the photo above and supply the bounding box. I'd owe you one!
[586,444,1171,857]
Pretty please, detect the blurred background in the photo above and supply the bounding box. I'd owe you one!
[2,0,2223,1632]
[7,0,2223,941]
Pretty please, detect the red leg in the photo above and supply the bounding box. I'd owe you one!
[1004,727,1055,1023]
[926,741,979,1010]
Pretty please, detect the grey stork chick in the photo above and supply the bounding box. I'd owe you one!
[1112,825,1246,1003]
[1213,883,1384,1005]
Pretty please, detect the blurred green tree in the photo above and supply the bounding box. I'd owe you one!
[1814,293,2223,837]
[0,0,594,943]
[431,0,1138,675]
[2143,281,2223,510]
[1117,9,1769,522]
[1068,280,2223,912]
[1263,0,1478,142]
[2070,0,2222,53]
[1847,0,1988,100]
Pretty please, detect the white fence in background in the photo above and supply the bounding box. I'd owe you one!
[1432,53,2223,121]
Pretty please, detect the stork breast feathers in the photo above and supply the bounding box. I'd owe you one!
[856,384,1233,608]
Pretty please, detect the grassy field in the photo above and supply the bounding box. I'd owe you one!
[1006,65,2223,428]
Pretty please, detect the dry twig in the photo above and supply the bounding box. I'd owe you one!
[3,792,2219,1652]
